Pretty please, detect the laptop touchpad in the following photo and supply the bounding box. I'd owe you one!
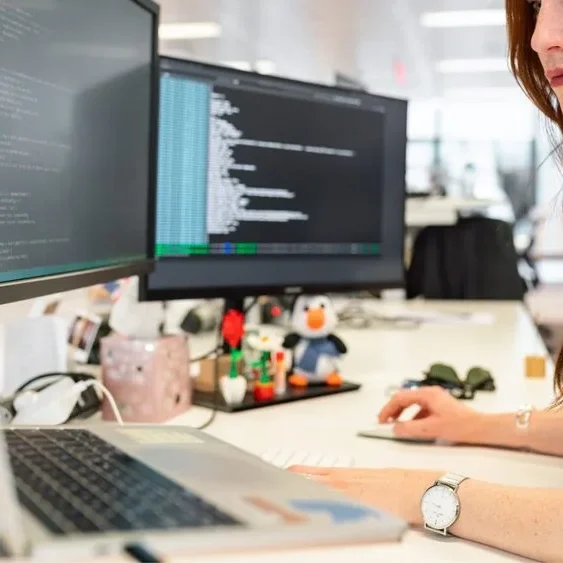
[139,446,277,486]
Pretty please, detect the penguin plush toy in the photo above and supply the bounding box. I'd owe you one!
[283,295,347,388]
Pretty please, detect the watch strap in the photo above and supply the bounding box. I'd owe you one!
[437,472,468,491]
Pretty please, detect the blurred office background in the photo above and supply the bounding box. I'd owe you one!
[155,0,563,346]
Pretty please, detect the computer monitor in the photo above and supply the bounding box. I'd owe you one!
[334,72,367,91]
[0,0,159,304]
[142,57,407,302]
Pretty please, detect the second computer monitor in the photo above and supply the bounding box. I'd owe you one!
[0,0,159,304]
[143,57,407,300]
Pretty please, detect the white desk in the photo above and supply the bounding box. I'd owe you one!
[164,300,558,563]
[406,197,502,228]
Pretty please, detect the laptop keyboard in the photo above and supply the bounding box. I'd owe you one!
[4,429,242,535]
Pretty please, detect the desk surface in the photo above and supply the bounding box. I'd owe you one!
[3,298,553,562]
[406,197,502,227]
[162,300,557,563]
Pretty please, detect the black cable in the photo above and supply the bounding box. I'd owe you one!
[193,307,227,430]
[194,322,223,430]
[124,543,162,563]
[195,346,220,431]
[243,296,259,314]
[185,298,259,365]
[190,346,221,363]
[14,372,96,394]
[192,298,258,430]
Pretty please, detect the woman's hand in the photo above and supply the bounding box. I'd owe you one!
[287,466,441,525]
[378,386,484,444]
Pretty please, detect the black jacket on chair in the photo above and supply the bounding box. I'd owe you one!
[406,217,525,301]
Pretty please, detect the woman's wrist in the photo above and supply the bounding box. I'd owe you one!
[392,469,443,526]
[464,412,529,450]
[441,411,490,445]
[449,408,563,456]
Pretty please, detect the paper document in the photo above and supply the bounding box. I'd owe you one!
[380,310,494,325]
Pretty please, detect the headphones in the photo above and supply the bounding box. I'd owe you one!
[1,372,102,426]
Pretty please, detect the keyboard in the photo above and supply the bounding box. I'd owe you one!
[5,429,241,534]
[261,448,355,469]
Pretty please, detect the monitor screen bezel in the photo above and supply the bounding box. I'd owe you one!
[140,55,407,302]
[0,0,159,305]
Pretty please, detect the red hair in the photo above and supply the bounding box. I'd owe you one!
[506,0,563,402]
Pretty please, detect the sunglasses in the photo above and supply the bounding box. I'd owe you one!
[423,363,496,395]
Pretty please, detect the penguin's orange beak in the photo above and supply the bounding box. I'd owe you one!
[307,307,325,330]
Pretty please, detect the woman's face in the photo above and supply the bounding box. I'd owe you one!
[531,0,563,107]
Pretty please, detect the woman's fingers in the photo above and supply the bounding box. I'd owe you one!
[393,418,436,438]
[318,480,367,498]
[378,388,439,423]
[287,465,331,475]
[288,467,371,483]
[413,408,431,420]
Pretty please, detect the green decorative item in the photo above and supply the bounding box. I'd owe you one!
[258,351,270,385]
[229,349,243,379]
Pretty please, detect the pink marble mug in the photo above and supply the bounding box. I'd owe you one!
[100,334,191,423]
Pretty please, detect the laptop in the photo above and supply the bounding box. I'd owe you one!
[0,425,407,560]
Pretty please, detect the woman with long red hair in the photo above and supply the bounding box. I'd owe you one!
[291,1,563,559]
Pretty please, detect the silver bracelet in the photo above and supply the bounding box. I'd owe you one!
[515,404,534,430]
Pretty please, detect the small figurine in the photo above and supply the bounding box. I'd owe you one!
[245,332,281,401]
[219,309,247,405]
[253,350,275,401]
[283,295,347,388]
[245,332,283,361]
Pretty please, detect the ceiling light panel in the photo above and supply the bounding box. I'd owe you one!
[421,10,506,28]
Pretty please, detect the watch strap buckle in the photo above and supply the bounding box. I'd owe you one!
[424,523,448,536]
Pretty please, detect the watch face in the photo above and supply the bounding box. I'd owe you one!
[421,485,459,530]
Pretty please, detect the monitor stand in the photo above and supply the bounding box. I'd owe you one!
[191,297,361,413]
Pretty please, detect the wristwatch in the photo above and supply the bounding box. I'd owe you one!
[421,472,468,536]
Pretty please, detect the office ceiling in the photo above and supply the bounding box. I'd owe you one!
[156,0,518,100]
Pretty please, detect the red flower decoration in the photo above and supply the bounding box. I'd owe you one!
[222,309,245,349]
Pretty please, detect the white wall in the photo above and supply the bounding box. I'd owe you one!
[407,97,536,207]
[440,99,536,142]
[408,95,537,142]
[408,100,439,140]
[533,121,563,259]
